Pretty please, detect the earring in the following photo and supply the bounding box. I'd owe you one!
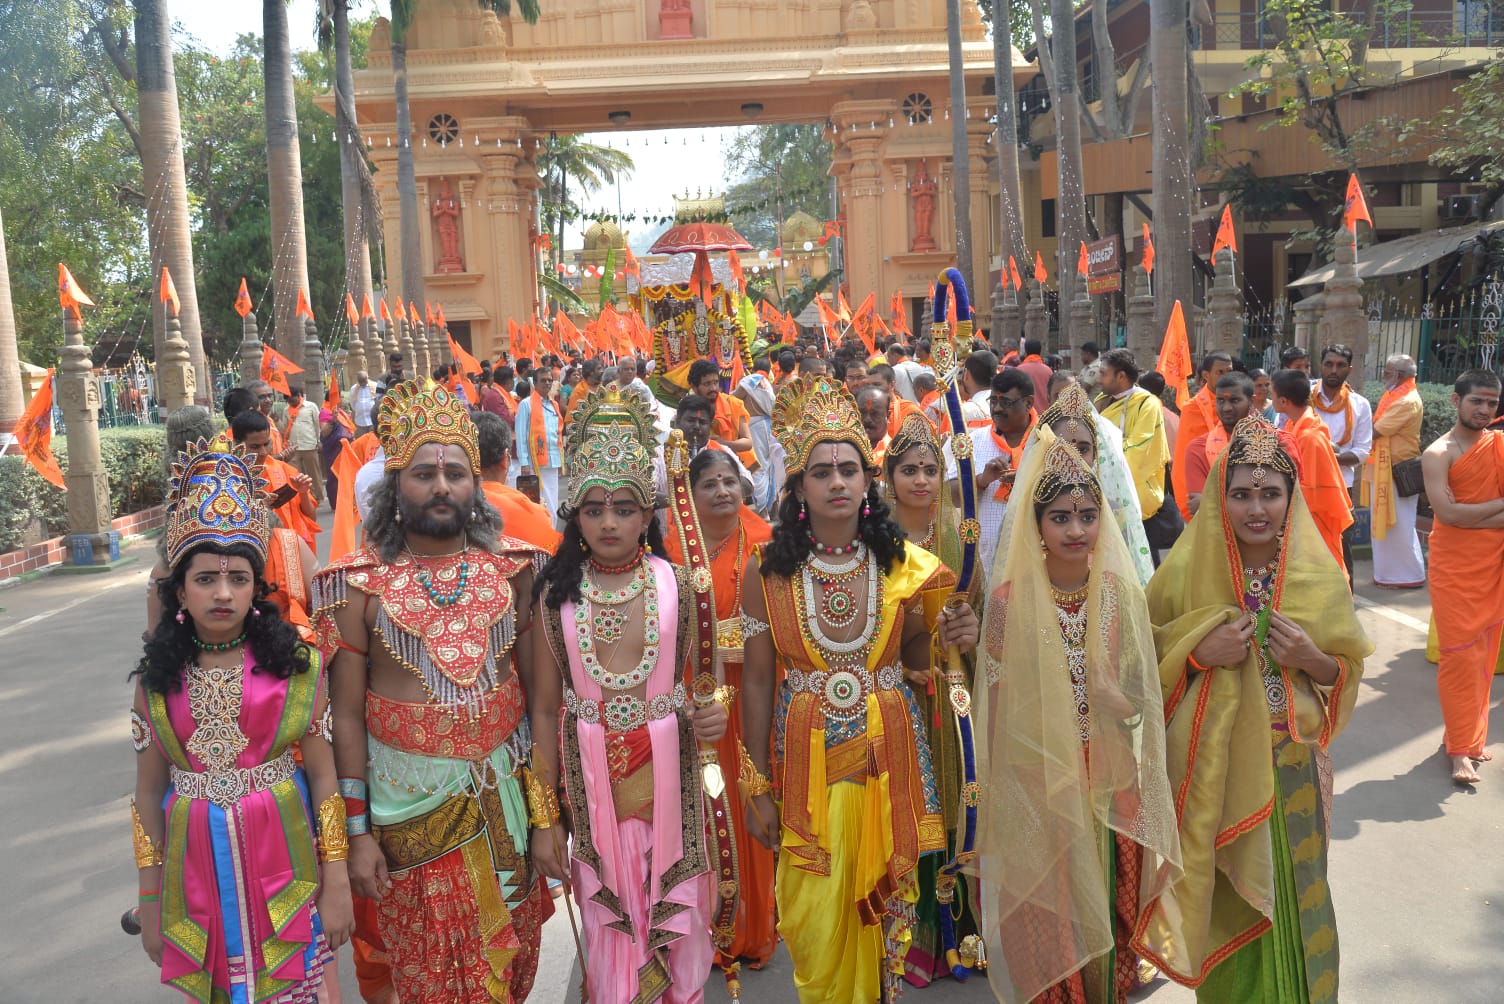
[641,533,652,555]
[580,539,589,554]
[175,610,186,624]
[862,498,871,517]
[1039,538,1049,555]
[394,508,402,524]
[251,607,262,618]
[798,499,807,521]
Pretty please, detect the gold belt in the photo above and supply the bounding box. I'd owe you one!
[171,749,298,807]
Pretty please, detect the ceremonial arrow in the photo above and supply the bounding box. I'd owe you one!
[930,267,987,979]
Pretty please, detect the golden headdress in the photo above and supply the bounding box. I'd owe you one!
[563,387,659,512]
[1037,381,1098,449]
[1224,414,1297,487]
[885,410,944,470]
[163,440,271,571]
[1032,432,1105,508]
[376,379,480,473]
[771,375,876,476]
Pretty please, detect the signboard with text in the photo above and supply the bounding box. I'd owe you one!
[1085,236,1121,295]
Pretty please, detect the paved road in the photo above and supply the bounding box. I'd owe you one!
[2,533,1499,1002]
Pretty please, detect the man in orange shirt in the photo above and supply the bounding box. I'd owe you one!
[1170,351,1234,519]
[690,358,756,470]
[473,411,562,553]
[1271,368,1352,575]
[231,409,320,548]
[1421,369,1504,784]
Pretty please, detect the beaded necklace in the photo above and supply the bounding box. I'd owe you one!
[192,631,247,653]
[1241,560,1288,716]
[405,547,471,607]
[802,547,881,660]
[576,560,660,691]
[1052,579,1091,743]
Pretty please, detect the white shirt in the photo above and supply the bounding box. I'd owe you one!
[350,382,376,427]
[1310,381,1373,488]
[943,425,1018,579]
[892,359,928,402]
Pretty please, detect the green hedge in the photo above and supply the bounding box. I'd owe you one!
[1360,381,1456,451]
[0,425,170,553]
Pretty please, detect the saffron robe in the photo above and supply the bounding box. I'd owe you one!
[1285,410,1353,575]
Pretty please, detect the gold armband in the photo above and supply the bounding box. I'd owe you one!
[713,685,736,714]
[524,768,560,830]
[131,799,164,869]
[316,793,349,863]
[739,743,772,798]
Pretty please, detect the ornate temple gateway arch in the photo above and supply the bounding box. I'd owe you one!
[345,0,1032,358]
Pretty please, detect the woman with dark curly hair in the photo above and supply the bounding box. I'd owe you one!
[130,443,352,1002]
[739,376,977,1002]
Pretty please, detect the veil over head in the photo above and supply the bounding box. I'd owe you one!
[971,427,1180,1003]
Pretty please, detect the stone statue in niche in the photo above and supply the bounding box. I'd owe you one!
[432,178,465,274]
[659,0,693,39]
[910,159,938,253]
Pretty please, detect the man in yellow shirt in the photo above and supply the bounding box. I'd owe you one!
[1364,354,1426,588]
[1096,347,1170,521]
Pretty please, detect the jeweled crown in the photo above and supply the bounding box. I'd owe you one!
[1037,381,1098,448]
[772,375,876,476]
[1225,415,1296,484]
[563,387,659,512]
[376,379,480,472]
[886,409,943,469]
[1032,433,1104,508]
[163,440,271,570]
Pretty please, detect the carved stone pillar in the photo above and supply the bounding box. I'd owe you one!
[1024,280,1049,352]
[57,311,113,566]
[239,310,264,387]
[830,103,893,311]
[1293,295,1320,358]
[1069,284,1094,366]
[158,309,196,411]
[1320,239,1367,389]
[967,118,993,331]
[332,348,351,393]
[363,313,383,378]
[302,317,326,403]
[1126,265,1157,367]
[399,317,418,381]
[481,121,541,347]
[1205,249,1245,359]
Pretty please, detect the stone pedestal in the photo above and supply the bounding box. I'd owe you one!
[995,298,1022,354]
[58,312,113,567]
[1024,280,1049,352]
[363,316,382,378]
[1293,296,1320,359]
[1319,239,1368,389]
[1126,265,1156,366]
[343,330,366,390]
[413,320,432,378]
[1205,249,1245,359]
[239,312,264,387]
[158,311,196,411]
[400,318,418,381]
[1069,289,1094,367]
[301,317,326,402]
[332,348,351,393]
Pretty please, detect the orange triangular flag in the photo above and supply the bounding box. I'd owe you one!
[889,292,910,336]
[815,297,841,341]
[851,291,877,355]
[781,310,799,345]
[623,244,640,278]
[1212,204,1237,260]
[554,311,583,354]
[508,318,522,356]
[344,292,359,326]
[1141,223,1155,276]
[1077,242,1090,277]
[58,264,94,319]
[728,251,746,294]
[360,292,376,320]
[408,301,422,327]
[234,277,253,318]
[1033,251,1047,285]
[160,266,181,317]
[327,439,365,561]
[325,368,341,409]
[378,298,392,323]
[260,345,304,396]
[292,288,314,321]
[1343,173,1373,237]
[436,304,447,329]
[946,287,958,326]
[15,369,65,489]
[1009,256,1023,291]
[1156,300,1193,409]
[837,289,853,323]
[449,333,483,377]
[426,302,436,326]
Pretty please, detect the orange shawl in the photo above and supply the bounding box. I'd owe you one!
[712,391,758,470]
[1171,387,1217,520]
[264,527,313,640]
[1361,378,1416,541]
[1287,410,1353,574]
[988,411,1036,502]
[526,390,561,469]
[262,456,320,547]
[1311,382,1355,447]
[483,481,563,554]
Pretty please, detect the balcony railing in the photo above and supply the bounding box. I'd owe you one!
[1205,3,1504,52]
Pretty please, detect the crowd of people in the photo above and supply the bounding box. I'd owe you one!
[128,315,1504,1004]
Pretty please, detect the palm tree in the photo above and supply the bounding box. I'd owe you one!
[388,0,541,311]
[0,208,21,433]
[991,7,1026,324]
[264,0,313,369]
[534,135,634,271]
[1150,0,1193,338]
[317,1,379,326]
[135,0,209,401]
[1033,0,1090,352]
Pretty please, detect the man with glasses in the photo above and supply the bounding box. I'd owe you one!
[514,367,564,519]
[945,366,1038,576]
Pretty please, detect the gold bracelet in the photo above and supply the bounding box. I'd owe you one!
[524,768,560,830]
[316,793,349,863]
[131,799,164,868]
[739,744,772,798]
[713,685,736,714]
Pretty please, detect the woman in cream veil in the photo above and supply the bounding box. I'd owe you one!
[971,428,1181,1003]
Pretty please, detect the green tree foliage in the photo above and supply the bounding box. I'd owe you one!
[0,4,365,371]
[535,135,634,265]
[1423,59,1504,216]
[721,125,832,249]
[975,0,1037,53]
